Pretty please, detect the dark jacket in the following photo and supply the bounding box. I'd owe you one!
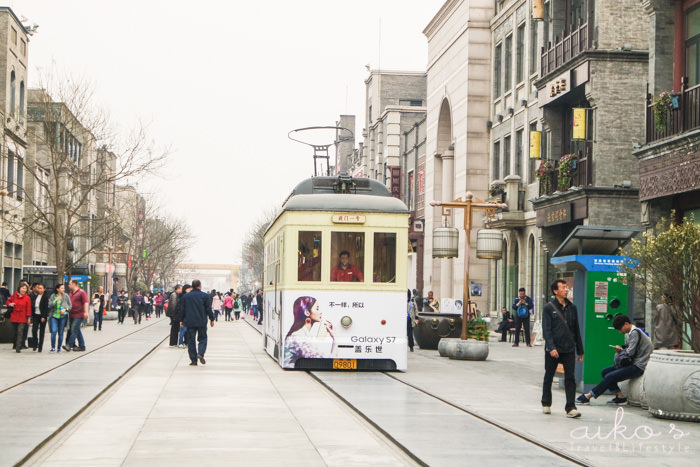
[542,298,584,355]
[256,293,263,311]
[29,292,50,319]
[512,295,534,318]
[167,291,180,319]
[181,289,214,327]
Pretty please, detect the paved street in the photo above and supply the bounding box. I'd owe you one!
[1,316,697,466]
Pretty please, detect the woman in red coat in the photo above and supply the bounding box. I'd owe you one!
[7,283,32,353]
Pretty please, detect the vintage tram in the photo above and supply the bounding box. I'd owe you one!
[262,175,409,370]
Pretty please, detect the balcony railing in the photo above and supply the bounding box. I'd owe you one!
[541,23,591,77]
[538,150,592,197]
[646,79,700,143]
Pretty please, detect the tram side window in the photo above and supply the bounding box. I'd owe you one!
[298,231,322,282]
[330,232,365,282]
[373,233,396,283]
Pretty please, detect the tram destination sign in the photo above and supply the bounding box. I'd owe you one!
[332,214,366,224]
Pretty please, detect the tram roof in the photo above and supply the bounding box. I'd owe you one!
[281,176,409,214]
[283,193,409,213]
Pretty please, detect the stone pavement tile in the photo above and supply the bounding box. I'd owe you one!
[28,320,416,466]
[395,339,699,466]
[0,321,170,467]
[0,317,169,392]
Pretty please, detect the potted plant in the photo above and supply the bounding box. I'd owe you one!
[557,154,576,191]
[489,181,505,200]
[466,318,490,341]
[536,160,554,193]
[621,215,700,422]
[653,91,673,132]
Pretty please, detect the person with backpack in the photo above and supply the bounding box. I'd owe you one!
[511,287,534,347]
[576,314,653,406]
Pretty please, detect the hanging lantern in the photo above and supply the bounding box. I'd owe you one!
[114,263,127,275]
[432,227,459,258]
[476,229,504,259]
[94,262,107,276]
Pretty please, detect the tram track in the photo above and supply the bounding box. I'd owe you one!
[245,318,590,466]
[0,318,168,396]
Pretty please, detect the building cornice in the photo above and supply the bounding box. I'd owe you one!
[423,0,462,40]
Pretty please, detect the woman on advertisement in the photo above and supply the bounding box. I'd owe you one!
[284,296,335,366]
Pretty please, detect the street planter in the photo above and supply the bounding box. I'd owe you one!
[645,350,700,422]
[414,312,462,350]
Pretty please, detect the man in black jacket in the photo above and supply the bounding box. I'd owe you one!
[181,280,214,366]
[167,285,182,347]
[511,288,534,347]
[541,279,584,418]
[29,283,50,352]
[256,289,263,325]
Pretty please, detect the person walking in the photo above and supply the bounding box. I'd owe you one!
[180,280,214,366]
[93,286,105,331]
[512,288,534,347]
[30,283,50,352]
[256,289,263,325]
[233,293,242,320]
[131,291,143,324]
[223,293,233,321]
[7,283,32,352]
[48,283,72,352]
[407,290,417,352]
[541,279,584,418]
[155,292,164,318]
[177,284,192,348]
[167,285,182,347]
[64,279,89,352]
[577,314,653,406]
[117,290,129,324]
[212,292,222,322]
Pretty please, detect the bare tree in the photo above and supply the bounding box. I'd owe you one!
[239,209,278,292]
[15,73,168,281]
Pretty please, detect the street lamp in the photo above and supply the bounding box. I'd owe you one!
[430,192,506,340]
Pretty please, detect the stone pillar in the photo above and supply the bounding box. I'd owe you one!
[504,174,521,211]
[440,148,454,299]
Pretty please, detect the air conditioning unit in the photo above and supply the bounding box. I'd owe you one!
[414,220,424,232]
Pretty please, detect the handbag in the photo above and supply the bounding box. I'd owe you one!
[613,328,640,368]
[614,349,633,368]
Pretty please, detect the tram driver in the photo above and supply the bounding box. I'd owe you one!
[330,250,364,282]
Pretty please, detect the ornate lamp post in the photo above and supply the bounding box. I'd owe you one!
[430,193,506,340]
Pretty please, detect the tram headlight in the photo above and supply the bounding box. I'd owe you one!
[340,316,352,328]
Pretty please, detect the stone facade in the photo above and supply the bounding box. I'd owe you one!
[423,0,494,309]
[0,7,28,291]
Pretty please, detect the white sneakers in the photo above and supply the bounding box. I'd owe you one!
[542,406,581,418]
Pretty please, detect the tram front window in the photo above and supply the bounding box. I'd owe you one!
[373,232,396,283]
[330,232,365,282]
[298,231,322,281]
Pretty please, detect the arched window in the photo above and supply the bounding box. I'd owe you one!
[19,81,25,119]
[10,70,16,116]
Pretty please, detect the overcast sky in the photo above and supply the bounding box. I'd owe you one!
[12,0,445,265]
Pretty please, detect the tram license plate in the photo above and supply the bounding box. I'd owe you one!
[333,359,357,370]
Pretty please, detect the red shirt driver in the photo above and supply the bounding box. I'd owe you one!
[330,251,363,282]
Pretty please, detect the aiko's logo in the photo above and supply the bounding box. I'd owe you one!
[569,407,691,454]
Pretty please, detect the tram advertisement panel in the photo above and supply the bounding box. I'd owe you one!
[280,290,406,369]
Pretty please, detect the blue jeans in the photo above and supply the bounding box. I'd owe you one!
[186,326,208,363]
[50,316,68,350]
[93,310,103,330]
[67,318,85,349]
[590,365,644,398]
[178,325,187,345]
